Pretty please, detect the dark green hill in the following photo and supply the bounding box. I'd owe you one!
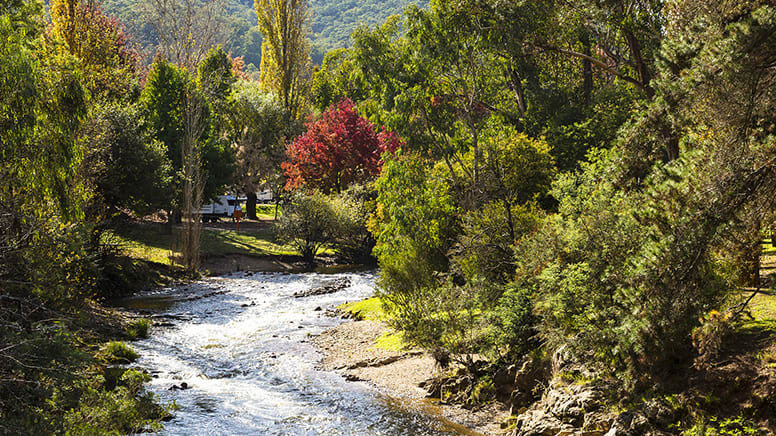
[97,0,426,70]
[310,0,428,53]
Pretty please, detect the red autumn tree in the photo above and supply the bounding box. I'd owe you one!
[282,99,401,193]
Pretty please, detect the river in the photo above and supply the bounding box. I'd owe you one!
[119,270,469,435]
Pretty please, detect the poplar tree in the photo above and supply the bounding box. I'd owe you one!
[254,0,312,122]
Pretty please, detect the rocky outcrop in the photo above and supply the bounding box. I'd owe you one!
[293,278,351,298]
[511,379,608,436]
[508,347,679,436]
[509,346,610,436]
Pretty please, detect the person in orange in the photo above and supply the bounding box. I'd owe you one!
[233,202,243,232]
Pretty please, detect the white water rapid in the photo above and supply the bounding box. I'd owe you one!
[122,271,467,435]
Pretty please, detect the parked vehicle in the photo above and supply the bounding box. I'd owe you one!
[257,189,273,203]
[198,195,245,223]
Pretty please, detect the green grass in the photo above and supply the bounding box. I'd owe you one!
[338,297,387,321]
[103,220,297,266]
[125,319,151,340]
[199,227,295,256]
[338,297,415,351]
[374,330,407,351]
[255,204,281,220]
[747,290,776,320]
[103,341,139,364]
[761,239,776,256]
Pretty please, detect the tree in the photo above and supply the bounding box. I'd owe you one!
[227,80,288,219]
[282,99,400,193]
[180,85,207,274]
[197,46,236,107]
[146,0,227,70]
[140,57,187,173]
[81,103,174,219]
[254,0,312,121]
[140,56,235,217]
[275,190,338,261]
[49,0,139,101]
[510,1,776,386]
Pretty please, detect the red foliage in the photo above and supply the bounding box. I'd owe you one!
[282,99,401,193]
[228,53,250,80]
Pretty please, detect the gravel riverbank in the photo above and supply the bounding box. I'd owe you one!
[313,318,509,436]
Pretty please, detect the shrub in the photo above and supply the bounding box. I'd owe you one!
[103,341,139,364]
[492,282,540,361]
[275,190,338,261]
[452,200,542,284]
[61,370,167,435]
[126,318,151,340]
[330,183,377,263]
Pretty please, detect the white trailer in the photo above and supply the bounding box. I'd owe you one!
[198,195,243,223]
[256,189,274,203]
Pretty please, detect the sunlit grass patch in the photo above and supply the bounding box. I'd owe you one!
[199,228,296,256]
[125,318,151,340]
[373,330,407,351]
[746,290,776,321]
[256,204,281,220]
[338,297,386,321]
[103,341,139,364]
[103,221,298,265]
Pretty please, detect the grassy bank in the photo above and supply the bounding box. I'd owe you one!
[104,218,297,266]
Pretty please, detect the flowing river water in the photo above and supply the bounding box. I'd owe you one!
[119,270,473,435]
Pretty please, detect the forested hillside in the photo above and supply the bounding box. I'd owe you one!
[96,0,425,72]
[310,0,427,53]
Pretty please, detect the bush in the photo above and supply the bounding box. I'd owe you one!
[492,282,540,361]
[330,183,377,263]
[61,369,167,435]
[275,190,338,261]
[371,154,459,296]
[452,201,542,284]
[387,281,497,370]
[103,341,139,364]
[126,318,151,340]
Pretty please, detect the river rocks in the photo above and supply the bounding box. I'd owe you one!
[340,352,424,370]
[293,278,351,298]
[168,382,190,391]
[183,289,228,302]
[419,367,478,405]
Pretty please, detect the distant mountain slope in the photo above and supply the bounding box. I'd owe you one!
[310,0,428,53]
[96,0,427,70]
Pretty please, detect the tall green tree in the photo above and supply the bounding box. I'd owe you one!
[227,80,287,219]
[140,56,234,216]
[81,103,174,219]
[49,0,139,101]
[254,0,312,122]
[140,56,187,172]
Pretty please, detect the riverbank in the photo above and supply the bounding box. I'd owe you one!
[313,317,509,435]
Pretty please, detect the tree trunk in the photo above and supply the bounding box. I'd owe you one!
[246,192,258,220]
[623,28,654,99]
[506,66,526,119]
[581,31,593,106]
[739,216,762,288]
